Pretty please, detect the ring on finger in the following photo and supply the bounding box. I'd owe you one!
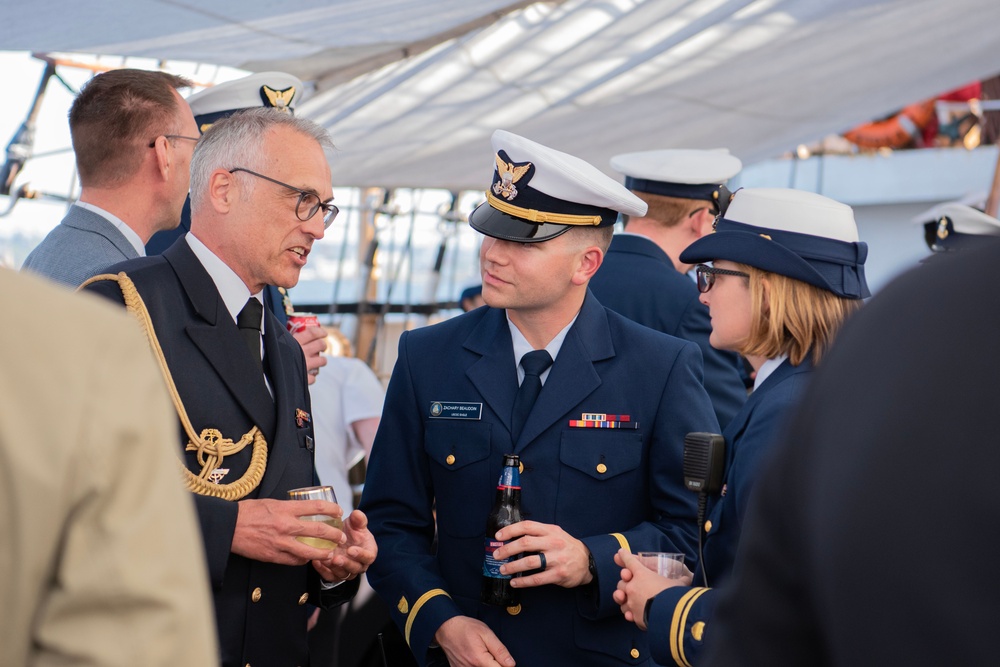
[538,552,547,572]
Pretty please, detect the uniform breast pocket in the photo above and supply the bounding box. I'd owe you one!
[557,430,644,531]
[424,420,493,538]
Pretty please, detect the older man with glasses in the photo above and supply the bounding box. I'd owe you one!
[84,108,376,667]
[22,68,198,288]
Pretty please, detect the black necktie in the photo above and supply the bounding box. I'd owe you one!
[511,349,553,443]
[237,297,264,375]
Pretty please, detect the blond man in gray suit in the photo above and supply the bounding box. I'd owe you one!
[0,267,217,665]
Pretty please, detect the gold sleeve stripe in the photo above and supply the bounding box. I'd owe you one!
[485,191,603,226]
[610,533,630,551]
[404,589,451,647]
[670,587,710,667]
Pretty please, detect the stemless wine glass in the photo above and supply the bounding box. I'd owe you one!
[287,485,341,550]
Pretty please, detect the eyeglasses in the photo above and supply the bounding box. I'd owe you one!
[148,134,200,148]
[229,167,339,229]
[695,264,749,293]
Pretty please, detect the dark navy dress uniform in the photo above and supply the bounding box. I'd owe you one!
[361,292,718,666]
[360,129,720,667]
[85,239,357,667]
[705,241,1000,666]
[590,234,746,429]
[646,357,813,667]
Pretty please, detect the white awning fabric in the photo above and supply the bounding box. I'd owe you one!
[4,0,999,190]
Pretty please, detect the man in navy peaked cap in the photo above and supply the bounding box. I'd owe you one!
[361,130,719,667]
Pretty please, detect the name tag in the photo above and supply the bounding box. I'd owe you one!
[429,401,483,420]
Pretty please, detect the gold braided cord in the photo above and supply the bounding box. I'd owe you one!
[79,272,268,500]
[485,191,603,226]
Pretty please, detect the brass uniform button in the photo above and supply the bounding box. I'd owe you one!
[704,520,712,533]
[630,648,640,659]
[506,604,521,615]
[518,461,525,474]
[446,454,456,465]
[298,593,309,605]
[596,463,608,474]
[691,621,705,641]
[251,587,262,603]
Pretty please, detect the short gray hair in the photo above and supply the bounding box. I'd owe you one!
[189,107,334,210]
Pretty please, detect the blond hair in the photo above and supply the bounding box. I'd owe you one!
[739,264,862,366]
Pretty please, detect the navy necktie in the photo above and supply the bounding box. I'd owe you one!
[511,349,553,443]
[237,297,264,376]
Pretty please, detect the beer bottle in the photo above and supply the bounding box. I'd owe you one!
[481,454,522,606]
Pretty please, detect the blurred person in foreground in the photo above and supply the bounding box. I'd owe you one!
[701,237,1000,666]
[0,267,217,665]
[613,188,869,667]
[84,108,376,667]
[361,130,718,667]
[22,68,196,287]
[145,70,332,384]
[590,149,747,429]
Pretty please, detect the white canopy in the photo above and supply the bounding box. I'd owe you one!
[4,0,1000,189]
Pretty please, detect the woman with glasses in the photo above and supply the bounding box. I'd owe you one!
[612,187,869,667]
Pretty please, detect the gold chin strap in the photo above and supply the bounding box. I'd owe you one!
[80,272,267,501]
[485,191,603,226]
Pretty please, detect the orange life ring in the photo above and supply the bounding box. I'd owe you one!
[843,100,936,149]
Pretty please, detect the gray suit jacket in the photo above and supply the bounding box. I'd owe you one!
[21,204,140,287]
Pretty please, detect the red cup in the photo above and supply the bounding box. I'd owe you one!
[286,312,320,335]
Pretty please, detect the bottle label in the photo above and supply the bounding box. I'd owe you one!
[482,539,510,579]
[498,465,520,490]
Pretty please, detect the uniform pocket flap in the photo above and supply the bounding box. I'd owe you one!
[560,430,643,481]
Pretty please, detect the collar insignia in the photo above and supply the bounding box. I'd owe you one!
[260,85,296,113]
[492,150,533,201]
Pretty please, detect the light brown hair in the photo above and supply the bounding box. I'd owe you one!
[622,192,707,228]
[70,69,193,187]
[739,264,862,366]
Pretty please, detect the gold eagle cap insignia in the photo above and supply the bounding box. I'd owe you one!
[261,85,296,113]
[493,154,532,201]
[937,216,951,240]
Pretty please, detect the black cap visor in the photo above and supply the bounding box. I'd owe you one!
[469,202,572,243]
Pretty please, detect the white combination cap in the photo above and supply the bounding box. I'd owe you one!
[469,130,647,243]
[611,149,742,202]
[186,71,304,132]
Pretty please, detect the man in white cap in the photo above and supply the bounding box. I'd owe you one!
[913,199,1000,252]
[361,131,719,667]
[590,149,747,429]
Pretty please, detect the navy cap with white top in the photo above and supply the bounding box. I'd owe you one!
[186,71,304,133]
[680,188,869,299]
[913,201,1000,252]
[611,149,742,205]
[470,130,647,243]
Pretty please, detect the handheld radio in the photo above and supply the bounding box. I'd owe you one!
[683,432,726,587]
